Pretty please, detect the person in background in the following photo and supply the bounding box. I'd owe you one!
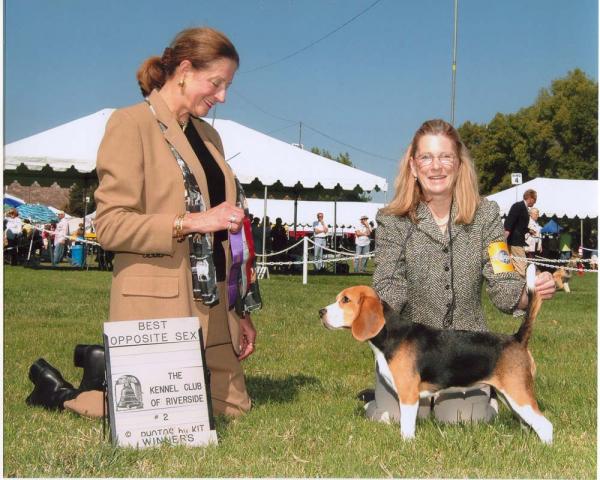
[5,208,23,265]
[353,215,372,273]
[524,207,542,258]
[42,223,56,263]
[52,211,70,267]
[260,216,272,254]
[504,189,537,277]
[271,217,288,272]
[367,119,555,425]
[559,229,572,260]
[5,208,22,242]
[312,212,328,272]
[251,216,263,255]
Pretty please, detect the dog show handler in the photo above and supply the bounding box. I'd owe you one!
[368,119,556,424]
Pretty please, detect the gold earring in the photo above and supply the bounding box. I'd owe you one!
[178,78,185,89]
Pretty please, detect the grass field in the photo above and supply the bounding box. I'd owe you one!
[3,264,597,478]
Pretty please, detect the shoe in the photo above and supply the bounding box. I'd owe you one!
[74,344,105,391]
[25,358,79,410]
[512,309,525,317]
[356,388,375,403]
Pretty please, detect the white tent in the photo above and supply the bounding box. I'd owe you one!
[4,109,387,193]
[213,119,386,191]
[246,198,383,231]
[486,178,598,218]
[4,109,114,174]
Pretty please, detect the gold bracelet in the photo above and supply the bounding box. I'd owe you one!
[174,213,186,240]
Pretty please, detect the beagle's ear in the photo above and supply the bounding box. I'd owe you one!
[351,296,385,342]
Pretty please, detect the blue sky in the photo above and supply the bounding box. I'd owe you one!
[4,0,598,200]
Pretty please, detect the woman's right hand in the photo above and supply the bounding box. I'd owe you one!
[180,202,245,236]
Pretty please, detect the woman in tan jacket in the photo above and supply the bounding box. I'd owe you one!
[27,27,257,419]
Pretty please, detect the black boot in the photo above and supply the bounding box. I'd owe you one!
[25,358,79,410]
[74,344,105,392]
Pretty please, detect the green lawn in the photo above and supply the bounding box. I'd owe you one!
[3,265,597,478]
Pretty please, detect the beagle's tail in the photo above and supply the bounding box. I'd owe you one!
[514,291,542,346]
[515,264,543,345]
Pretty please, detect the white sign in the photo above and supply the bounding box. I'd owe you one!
[103,317,217,448]
[511,173,523,185]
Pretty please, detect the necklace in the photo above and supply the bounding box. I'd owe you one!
[433,213,449,226]
[178,119,189,131]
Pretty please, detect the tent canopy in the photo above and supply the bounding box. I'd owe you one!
[4,109,388,192]
[4,109,113,187]
[3,193,25,207]
[213,119,387,191]
[486,178,598,218]
[16,204,58,224]
[540,219,562,234]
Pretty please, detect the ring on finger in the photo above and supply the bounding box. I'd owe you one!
[229,215,237,223]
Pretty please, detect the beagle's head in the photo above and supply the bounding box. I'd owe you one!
[319,286,384,342]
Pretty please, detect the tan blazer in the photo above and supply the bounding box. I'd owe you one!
[94,90,241,353]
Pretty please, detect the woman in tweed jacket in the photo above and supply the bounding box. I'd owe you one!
[366,119,555,424]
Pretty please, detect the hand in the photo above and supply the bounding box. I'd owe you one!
[517,269,556,309]
[238,315,256,361]
[183,202,244,235]
[534,271,556,299]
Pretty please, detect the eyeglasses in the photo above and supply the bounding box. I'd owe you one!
[414,153,456,166]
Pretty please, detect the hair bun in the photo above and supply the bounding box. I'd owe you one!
[161,47,173,68]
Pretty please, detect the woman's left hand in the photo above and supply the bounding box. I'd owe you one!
[534,271,556,299]
[238,314,256,360]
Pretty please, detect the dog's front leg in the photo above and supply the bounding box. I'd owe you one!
[389,351,420,440]
[399,398,419,440]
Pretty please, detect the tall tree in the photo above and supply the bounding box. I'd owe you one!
[67,183,97,217]
[459,69,597,194]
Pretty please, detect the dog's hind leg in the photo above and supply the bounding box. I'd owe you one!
[493,377,553,444]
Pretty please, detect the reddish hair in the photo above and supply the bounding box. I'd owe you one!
[136,27,239,96]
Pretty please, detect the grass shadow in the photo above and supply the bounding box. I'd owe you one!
[246,373,321,405]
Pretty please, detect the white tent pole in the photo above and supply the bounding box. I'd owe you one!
[580,218,583,252]
[262,186,268,266]
[302,235,308,285]
[333,199,337,274]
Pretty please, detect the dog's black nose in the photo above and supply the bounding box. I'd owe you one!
[318,308,327,318]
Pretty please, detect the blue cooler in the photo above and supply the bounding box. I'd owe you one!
[70,244,85,267]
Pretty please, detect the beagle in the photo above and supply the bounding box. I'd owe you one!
[319,279,552,443]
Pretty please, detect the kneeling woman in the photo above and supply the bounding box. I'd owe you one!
[366,119,555,423]
[26,27,257,418]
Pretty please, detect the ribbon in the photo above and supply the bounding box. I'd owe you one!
[228,226,245,307]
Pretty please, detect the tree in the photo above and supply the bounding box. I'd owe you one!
[310,147,354,167]
[67,183,97,217]
[458,69,598,195]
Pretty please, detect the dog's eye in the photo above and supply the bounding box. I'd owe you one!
[341,296,350,303]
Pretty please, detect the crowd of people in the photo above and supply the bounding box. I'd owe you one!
[247,212,377,273]
[2,207,112,268]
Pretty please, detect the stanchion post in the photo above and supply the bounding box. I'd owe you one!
[302,235,308,285]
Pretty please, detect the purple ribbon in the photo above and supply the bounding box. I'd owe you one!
[228,229,245,306]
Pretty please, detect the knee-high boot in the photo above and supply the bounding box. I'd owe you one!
[25,358,79,410]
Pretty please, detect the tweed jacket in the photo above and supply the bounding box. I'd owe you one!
[372,199,525,332]
[94,90,242,352]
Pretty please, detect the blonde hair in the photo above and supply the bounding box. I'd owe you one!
[136,27,239,97]
[382,119,481,224]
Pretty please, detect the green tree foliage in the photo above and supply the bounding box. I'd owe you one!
[310,147,353,167]
[459,69,598,194]
[67,183,97,217]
